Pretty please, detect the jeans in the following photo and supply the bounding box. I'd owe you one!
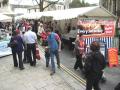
[50,50,60,72]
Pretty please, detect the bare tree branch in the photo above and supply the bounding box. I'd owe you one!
[43,0,59,10]
[34,0,39,5]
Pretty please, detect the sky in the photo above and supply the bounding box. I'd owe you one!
[85,0,99,4]
[9,0,99,5]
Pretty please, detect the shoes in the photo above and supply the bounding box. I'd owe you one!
[23,60,29,64]
[74,68,77,71]
[100,77,106,83]
[33,62,36,66]
[57,65,60,69]
[14,66,18,67]
[20,67,25,70]
[46,64,49,67]
[50,71,55,76]
[14,65,18,67]
[30,63,36,67]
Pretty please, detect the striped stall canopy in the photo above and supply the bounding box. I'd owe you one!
[84,37,113,49]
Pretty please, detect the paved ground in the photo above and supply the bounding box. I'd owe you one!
[59,45,120,90]
[0,50,85,90]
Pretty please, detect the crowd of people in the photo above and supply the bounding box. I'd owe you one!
[7,19,62,76]
[5,19,109,90]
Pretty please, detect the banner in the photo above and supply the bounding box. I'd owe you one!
[108,48,119,68]
[77,19,115,37]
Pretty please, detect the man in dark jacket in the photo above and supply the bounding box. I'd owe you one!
[84,41,106,90]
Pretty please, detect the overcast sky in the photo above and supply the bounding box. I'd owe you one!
[85,0,99,4]
[9,0,99,5]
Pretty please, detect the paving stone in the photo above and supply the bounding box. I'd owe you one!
[0,54,85,90]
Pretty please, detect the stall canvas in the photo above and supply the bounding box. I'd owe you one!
[77,18,116,37]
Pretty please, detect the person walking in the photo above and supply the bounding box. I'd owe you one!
[46,28,61,75]
[84,41,106,90]
[45,46,50,67]
[74,33,86,72]
[24,26,37,66]
[9,30,25,70]
[21,31,29,63]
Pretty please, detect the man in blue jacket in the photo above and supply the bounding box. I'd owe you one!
[46,28,61,75]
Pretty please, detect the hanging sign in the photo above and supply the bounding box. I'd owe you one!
[77,19,115,37]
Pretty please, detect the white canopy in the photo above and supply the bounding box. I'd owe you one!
[16,6,116,20]
[0,14,12,22]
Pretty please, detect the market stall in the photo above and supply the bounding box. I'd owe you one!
[0,14,12,22]
[15,6,118,52]
[0,29,11,57]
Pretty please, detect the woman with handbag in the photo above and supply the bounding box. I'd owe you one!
[9,30,25,70]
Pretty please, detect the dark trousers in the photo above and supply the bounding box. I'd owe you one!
[74,54,83,70]
[69,38,75,50]
[12,51,24,69]
[27,43,36,66]
[86,77,100,90]
[86,73,103,90]
[45,53,50,67]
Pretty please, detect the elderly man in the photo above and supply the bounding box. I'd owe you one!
[24,26,37,66]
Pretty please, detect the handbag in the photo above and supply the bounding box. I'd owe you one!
[36,44,41,60]
[8,40,18,48]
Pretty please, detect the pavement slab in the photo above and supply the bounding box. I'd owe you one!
[0,54,85,90]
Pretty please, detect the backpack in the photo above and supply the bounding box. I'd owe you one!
[8,37,18,48]
[84,51,106,74]
[91,52,106,73]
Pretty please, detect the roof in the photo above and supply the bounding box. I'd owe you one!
[16,6,117,20]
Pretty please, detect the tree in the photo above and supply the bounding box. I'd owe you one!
[69,0,90,8]
[33,0,59,12]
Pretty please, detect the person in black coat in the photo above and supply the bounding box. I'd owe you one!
[9,31,25,70]
[84,41,106,90]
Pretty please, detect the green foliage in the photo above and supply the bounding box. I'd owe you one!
[69,0,90,8]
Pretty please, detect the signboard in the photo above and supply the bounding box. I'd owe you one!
[77,19,115,37]
[108,48,119,67]
[0,40,12,57]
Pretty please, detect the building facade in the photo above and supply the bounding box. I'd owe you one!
[100,0,120,16]
[0,0,12,13]
[0,0,65,14]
